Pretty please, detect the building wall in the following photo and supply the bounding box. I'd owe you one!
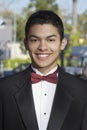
[8,43,29,59]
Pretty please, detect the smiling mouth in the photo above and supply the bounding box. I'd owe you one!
[36,54,51,60]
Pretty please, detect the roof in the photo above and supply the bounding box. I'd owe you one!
[70,46,87,57]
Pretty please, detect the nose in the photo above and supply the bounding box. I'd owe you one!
[38,40,48,51]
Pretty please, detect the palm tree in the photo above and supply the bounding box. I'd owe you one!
[72,0,78,33]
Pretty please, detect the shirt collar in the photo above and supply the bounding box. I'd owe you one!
[31,65,58,76]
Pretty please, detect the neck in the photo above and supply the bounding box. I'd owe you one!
[31,64,58,75]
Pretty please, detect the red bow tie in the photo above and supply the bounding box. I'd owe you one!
[31,70,58,84]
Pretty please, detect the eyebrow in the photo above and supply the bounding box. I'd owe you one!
[28,34,57,39]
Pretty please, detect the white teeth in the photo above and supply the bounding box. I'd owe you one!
[38,54,49,57]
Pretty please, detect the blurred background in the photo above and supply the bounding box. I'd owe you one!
[0,0,87,79]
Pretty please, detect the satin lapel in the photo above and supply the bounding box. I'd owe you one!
[47,70,73,130]
[14,79,38,130]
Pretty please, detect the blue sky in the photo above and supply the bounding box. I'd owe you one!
[0,0,87,14]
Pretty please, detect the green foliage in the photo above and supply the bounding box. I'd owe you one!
[70,32,81,47]
[3,58,31,70]
[36,0,59,12]
[27,0,59,12]
[78,11,87,44]
[16,15,25,42]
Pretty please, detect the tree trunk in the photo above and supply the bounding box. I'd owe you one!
[72,0,78,33]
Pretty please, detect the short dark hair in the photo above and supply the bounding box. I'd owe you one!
[25,10,64,41]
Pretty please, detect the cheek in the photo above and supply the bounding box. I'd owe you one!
[27,44,35,52]
[51,44,60,52]
[28,45,37,57]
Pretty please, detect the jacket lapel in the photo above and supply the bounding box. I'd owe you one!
[14,68,39,130]
[47,68,74,130]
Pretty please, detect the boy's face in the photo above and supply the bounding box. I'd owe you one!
[25,24,67,74]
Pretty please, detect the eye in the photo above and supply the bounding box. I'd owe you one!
[48,38,56,42]
[30,38,39,43]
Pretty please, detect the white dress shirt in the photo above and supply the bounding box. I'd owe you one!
[31,66,58,130]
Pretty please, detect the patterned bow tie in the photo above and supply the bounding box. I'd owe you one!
[31,70,58,84]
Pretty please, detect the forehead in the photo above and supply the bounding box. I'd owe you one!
[28,24,59,34]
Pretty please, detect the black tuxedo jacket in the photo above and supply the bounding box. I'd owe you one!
[0,65,87,130]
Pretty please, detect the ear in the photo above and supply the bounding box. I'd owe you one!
[60,38,67,51]
[24,38,28,50]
